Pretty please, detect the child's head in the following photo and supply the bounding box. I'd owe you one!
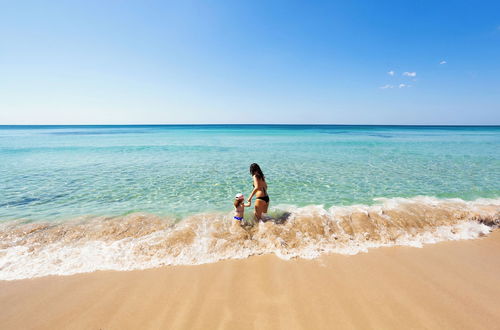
[233,193,244,207]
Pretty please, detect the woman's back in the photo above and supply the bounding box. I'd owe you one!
[253,176,267,196]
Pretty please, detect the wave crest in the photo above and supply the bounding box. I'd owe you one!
[1,196,499,280]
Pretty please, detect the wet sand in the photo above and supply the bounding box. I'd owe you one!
[1,231,500,330]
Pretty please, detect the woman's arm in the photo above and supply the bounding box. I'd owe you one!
[247,175,259,202]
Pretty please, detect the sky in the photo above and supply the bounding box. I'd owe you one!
[1,0,499,125]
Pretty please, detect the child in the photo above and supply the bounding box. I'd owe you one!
[233,193,251,222]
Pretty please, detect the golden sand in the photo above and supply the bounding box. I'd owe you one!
[1,231,500,329]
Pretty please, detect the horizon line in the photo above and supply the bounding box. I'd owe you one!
[1,124,500,127]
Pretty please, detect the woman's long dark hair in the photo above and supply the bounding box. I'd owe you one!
[250,163,265,181]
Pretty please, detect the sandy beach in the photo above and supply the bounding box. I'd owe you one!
[2,0,499,328]
[1,231,499,330]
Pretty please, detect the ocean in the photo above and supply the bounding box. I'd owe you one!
[1,125,499,280]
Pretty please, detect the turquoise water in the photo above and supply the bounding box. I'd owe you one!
[1,125,499,221]
[1,125,500,280]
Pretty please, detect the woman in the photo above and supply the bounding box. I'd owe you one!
[247,163,269,221]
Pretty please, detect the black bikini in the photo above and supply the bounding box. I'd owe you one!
[256,195,270,203]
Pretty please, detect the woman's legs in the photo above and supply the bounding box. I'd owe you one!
[254,199,269,221]
[263,200,269,214]
[254,199,266,221]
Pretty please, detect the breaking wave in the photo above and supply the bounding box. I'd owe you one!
[1,196,499,280]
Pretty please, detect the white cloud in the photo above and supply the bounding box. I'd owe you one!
[403,72,416,77]
[387,70,395,76]
[439,60,447,65]
[380,83,412,89]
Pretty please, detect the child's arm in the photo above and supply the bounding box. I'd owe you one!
[244,201,251,207]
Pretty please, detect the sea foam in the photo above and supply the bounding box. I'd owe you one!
[0,196,499,280]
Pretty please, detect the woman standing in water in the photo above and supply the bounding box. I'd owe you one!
[247,163,269,221]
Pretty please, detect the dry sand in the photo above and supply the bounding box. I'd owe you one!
[1,231,500,330]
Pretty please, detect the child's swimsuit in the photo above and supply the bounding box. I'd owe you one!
[233,216,243,221]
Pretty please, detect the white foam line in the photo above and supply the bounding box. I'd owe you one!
[0,196,498,280]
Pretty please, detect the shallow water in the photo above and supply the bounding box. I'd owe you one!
[1,125,499,220]
[1,196,498,280]
[0,125,499,279]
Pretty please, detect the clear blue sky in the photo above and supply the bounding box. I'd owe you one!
[1,1,499,125]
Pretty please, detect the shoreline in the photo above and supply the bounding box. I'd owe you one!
[2,196,498,281]
[1,231,500,329]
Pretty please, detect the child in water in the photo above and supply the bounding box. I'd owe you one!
[233,193,251,222]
